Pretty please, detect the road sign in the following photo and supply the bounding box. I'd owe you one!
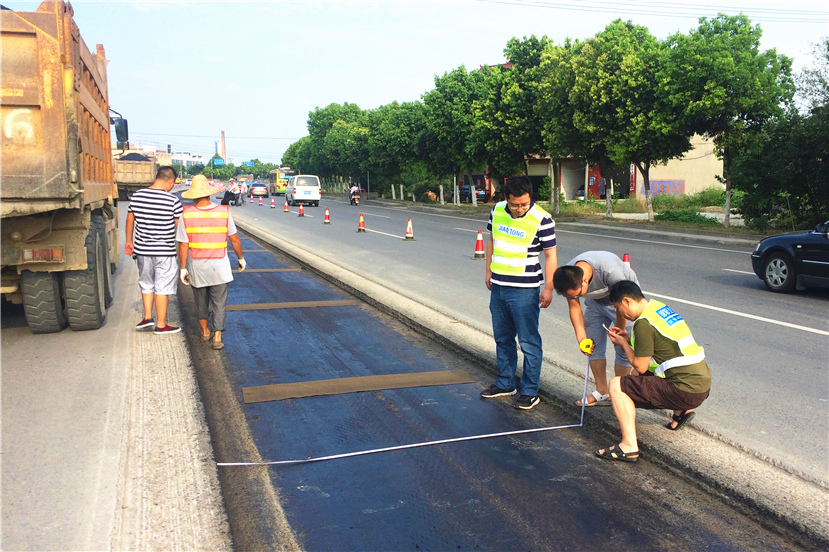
[213,157,225,166]
[242,161,254,167]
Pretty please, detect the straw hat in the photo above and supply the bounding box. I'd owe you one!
[182,174,221,199]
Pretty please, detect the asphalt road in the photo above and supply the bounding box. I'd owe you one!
[230,195,829,485]
[185,225,810,551]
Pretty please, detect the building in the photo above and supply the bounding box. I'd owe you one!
[171,151,206,168]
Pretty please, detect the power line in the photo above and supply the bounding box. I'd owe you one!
[135,132,300,140]
[477,0,827,23]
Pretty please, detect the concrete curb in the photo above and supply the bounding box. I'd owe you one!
[238,219,828,547]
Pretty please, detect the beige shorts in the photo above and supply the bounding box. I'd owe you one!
[136,255,178,295]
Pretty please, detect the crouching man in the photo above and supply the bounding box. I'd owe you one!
[596,280,711,463]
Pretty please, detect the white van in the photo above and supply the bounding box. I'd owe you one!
[286,175,321,207]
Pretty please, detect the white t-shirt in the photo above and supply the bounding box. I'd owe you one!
[175,202,238,288]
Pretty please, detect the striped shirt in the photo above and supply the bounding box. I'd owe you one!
[128,188,182,256]
[487,202,556,288]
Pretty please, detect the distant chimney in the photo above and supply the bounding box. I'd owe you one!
[167,144,171,153]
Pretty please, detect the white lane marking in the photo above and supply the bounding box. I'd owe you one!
[723,268,755,275]
[365,228,403,239]
[455,228,489,233]
[557,229,748,254]
[363,212,391,219]
[645,291,829,336]
[289,211,314,218]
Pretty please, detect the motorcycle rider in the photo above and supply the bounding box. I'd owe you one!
[349,184,360,204]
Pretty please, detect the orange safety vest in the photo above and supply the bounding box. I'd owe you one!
[182,204,229,259]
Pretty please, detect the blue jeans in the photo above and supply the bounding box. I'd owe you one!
[489,284,543,396]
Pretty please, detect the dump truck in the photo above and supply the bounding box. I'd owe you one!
[1,1,125,333]
[113,153,156,200]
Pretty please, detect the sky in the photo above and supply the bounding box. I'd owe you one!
[5,0,827,164]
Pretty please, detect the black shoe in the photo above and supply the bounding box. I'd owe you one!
[514,395,540,410]
[481,384,517,399]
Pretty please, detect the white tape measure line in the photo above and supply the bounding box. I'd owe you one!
[217,360,593,468]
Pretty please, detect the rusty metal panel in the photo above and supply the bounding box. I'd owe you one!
[1,4,71,204]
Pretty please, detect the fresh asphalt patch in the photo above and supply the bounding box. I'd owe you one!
[179,231,818,551]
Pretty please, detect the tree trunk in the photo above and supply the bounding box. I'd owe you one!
[637,162,654,223]
[550,160,560,216]
[723,148,732,228]
[605,177,613,218]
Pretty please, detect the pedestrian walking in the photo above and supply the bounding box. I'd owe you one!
[177,175,246,350]
[482,176,557,410]
[596,280,711,462]
[552,251,639,406]
[124,166,183,334]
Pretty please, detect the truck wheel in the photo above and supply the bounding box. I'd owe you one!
[20,271,67,334]
[93,215,115,307]
[64,219,107,330]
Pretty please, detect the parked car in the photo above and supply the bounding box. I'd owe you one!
[750,220,829,292]
[459,185,490,204]
[248,182,270,199]
[286,175,321,206]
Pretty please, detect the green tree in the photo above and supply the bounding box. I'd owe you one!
[185,163,204,177]
[366,101,426,195]
[282,136,314,174]
[796,37,828,111]
[473,36,550,179]
[664,13,794,226]
[569,20,691,221]
[322,119,369,179]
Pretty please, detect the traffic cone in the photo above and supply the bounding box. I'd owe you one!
[249,194,254,203]
[270,197,275,208]
[298,203,305,217]
[357,213,366,232]
[258,197,263,206]
[284,200,289,212]
[623,253,631,267]
[472,230,486,260]
[404,218,415,240]
[324,208,331,224]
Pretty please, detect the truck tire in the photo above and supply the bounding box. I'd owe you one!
[93,215,115,307]
[20,271,67,334]
[64,218,107,330]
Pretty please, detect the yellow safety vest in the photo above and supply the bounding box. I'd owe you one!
[633,299,706,377]
[490,202,549,275]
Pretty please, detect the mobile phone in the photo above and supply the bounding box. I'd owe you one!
[602,323,612,332]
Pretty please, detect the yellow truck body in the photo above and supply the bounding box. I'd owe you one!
[1,1,120,332]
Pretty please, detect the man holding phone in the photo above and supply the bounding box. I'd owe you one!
[553,251,639,406]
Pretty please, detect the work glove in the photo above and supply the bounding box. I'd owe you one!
[238,257,246,272]
[180,268,190,285]
[579,338,594,355]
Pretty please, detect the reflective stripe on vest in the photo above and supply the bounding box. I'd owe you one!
[633,299,705,377]
[489,202,548,275]
[182,205,229,259]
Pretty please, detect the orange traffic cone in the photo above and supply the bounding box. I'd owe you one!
[258,197,263,206]
[249,194,254,203]
[622,253,630,267]
[404,218,415,240]
[284,200,289,212]
[324,208,331,224]
[357,213,366,232]
[473,230,486,260]
[270,197,275,208]
[298,203,305,217]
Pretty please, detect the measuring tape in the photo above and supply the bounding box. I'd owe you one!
[218,359,592,467]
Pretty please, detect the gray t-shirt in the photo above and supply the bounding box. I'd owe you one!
[175,202,238,288]
[568,251,639,305]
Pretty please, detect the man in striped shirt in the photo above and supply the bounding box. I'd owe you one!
[124,166,183,334]
[482,176,557,410]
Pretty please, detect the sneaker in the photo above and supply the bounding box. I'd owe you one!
[135,318,154,330]
[481,384,517,399]
[514,395,540,410]
[154,324,181,335]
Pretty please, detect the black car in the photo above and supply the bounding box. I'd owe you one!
[751,220,829,292]
[459,184,490,204]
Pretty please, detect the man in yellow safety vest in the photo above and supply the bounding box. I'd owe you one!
[482,176,557,410]
[597,280,712,462]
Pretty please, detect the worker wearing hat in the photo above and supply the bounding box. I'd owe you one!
[177,175,246,350]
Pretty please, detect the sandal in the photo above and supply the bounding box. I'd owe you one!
[595,444,639,463]
[576,390,611,407]
[665,410,695,431]
[212,341,224,350]
[201,332,211,342]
